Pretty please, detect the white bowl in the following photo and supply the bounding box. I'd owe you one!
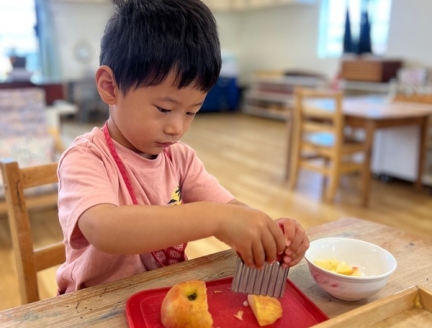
[304,237,397,301]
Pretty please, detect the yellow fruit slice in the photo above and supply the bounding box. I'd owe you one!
[351,267,361,276]
[313,259,339,271]
[247,294,283,327]
[335,261,354,275]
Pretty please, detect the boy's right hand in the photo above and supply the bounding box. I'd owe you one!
[214,205,286,269]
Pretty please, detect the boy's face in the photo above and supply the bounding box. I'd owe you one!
[109,72,207,159]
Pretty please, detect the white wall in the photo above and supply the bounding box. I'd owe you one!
[236,3,337,84]
[213,12,241,57]
[214,0,432,86]
[386,0,432,68]
[213,2,338,85]
[50,1,114,81]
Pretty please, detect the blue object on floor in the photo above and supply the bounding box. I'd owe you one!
[201,76,240,112]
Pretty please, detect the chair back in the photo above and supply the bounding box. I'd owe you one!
[0,159,65,304]
[293,88,345,158]
[289,88,369,204]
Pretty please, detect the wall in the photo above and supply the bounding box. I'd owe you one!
[386,0,432,68]
[50,1,114,81]
[213,12,241,57]
[212,2,338,85]
[214,0,432,86]
[236,3,337,84]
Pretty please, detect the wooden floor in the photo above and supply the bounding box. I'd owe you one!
[1,112,431,310]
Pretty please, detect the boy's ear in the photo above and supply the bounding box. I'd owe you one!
[95,65,118,105]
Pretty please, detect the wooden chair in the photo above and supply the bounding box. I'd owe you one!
[287,88,369,204]
[0,159,65,304]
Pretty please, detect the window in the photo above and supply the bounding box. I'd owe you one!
[318,0,392,58]
[0,0,39,80]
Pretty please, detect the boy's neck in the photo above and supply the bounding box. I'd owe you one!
[106,118,157,159]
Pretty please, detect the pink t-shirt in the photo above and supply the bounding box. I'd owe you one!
[56,127,234,293]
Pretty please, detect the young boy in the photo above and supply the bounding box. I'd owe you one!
[56,0,309,294]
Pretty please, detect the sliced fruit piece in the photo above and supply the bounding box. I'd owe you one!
[247,294,283,327]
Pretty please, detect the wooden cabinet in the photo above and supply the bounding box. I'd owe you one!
[340,58,402,83]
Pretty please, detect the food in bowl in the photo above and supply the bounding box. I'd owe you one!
[314,259,361,276]
[305,237,397,301]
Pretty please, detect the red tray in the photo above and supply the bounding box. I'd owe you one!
[125,277,328,327]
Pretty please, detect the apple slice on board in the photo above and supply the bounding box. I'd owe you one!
[247,294,283,326]
[160,280,213,328]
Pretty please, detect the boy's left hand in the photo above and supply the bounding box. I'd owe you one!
[274,218,309,268]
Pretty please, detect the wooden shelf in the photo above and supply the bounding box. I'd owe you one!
[245,90,293,104]
[241,75,326,120]
[242,105,288,120]
[340,80,391,94]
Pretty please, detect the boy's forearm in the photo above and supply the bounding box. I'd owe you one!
[78,201,233,254]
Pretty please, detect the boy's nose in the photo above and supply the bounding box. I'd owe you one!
[164,119,183,136]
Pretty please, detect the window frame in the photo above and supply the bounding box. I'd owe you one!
[318,0,392,59]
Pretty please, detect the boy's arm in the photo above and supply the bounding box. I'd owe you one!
[78,201,286,269]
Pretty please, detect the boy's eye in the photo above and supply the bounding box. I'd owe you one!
[157,107,171,113]
[186,112,196,117]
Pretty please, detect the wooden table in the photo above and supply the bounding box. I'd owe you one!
[0,218,431,327]
[285,96,432,206]
[344,97,432,206]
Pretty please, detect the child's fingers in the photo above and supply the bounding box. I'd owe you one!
[278,218,296,241]
[241,247,255,268]
[289,253,305,266]
[252,240,266,269]
[286,222,307,252]
[284,238,309,267]
[268,221,286,254]
[261,228,279,264]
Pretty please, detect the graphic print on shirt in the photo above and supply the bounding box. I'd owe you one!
[168,185,182,205]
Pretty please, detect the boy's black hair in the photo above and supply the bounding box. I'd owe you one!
[100,0,221,93]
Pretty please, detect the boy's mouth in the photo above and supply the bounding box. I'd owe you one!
[156,142,174,148]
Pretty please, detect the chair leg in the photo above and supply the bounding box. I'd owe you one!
[284,115,293,182]
[288,156,300,190]
[360,163,369,207]
[325,162,340,202]
[321,157,329,197]
[288,134,301,191]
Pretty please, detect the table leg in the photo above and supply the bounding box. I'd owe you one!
[284,108,293,182]
[362,120,375,207]
[415,117,429,190]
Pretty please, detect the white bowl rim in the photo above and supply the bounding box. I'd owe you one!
[305,237,397,281]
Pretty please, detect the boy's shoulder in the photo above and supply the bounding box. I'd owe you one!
[73,126,103,143]
[60,127,107,161]
[168,142,197,157]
